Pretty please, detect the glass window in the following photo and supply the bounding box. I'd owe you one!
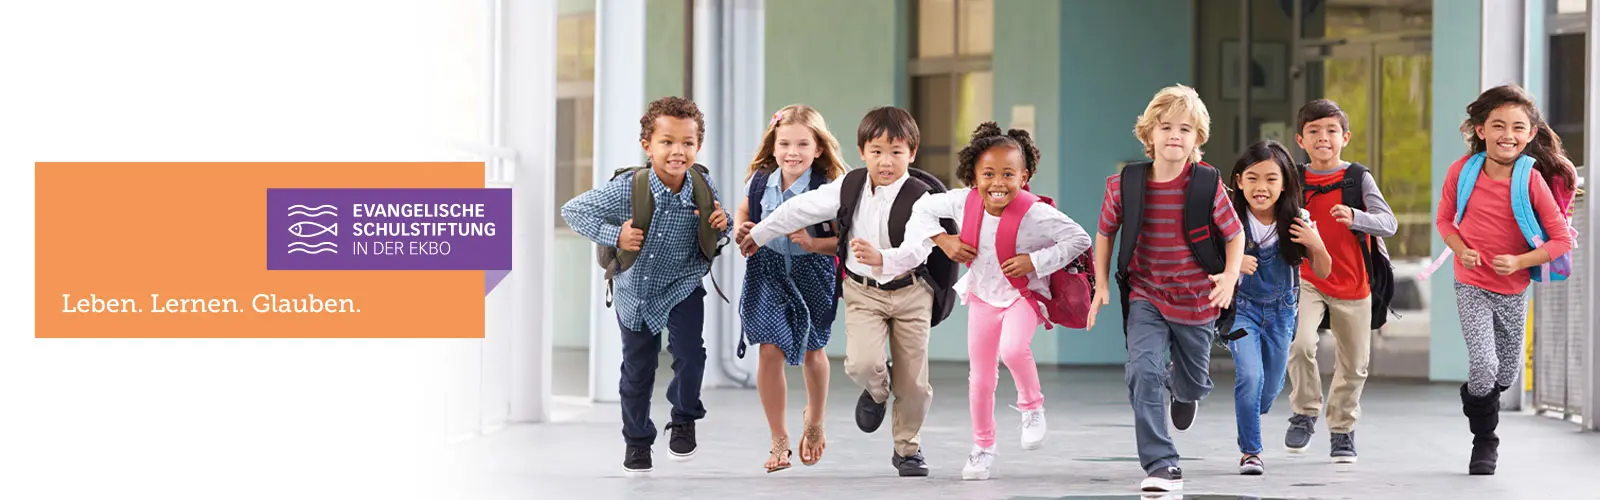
[910,0,992,188]
[555,13,596,230]
[1550,33,1586,167]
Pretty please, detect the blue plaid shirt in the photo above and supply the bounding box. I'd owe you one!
[562,168,728,333]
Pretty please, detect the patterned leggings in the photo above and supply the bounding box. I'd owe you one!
[1454,281,1529,398]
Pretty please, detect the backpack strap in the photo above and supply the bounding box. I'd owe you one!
[993,190,1051,329]
[1183,163,1227,275]
[1456,153,1485,225]
[889,176,931,247]
[959,188,985,257]
[1115,162,1150,330]
[747,168,772,225]
[1116,163,1150,279]
[1341,163,1370,213]
[834,169,869,297]
[686,165,730,303]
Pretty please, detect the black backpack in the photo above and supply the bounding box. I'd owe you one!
[1300,163,1395,330]
[834,168,960,328]
[593,163,729,307]
[1115,161,1237,336]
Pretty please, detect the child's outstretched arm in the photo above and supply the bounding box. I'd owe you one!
[1435,157,1481,269]
[1207,180,1245,309]
[560,176,632,248]
[746,178,843,248]
[1086,176,1122,331]
[1339,171,1399,237]
[1017,207,1092,278]
[876,190,965,277]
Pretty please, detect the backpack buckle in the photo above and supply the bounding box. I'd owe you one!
[1187,225,1212,243]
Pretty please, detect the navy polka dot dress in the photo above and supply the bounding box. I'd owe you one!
[740,247,837,366]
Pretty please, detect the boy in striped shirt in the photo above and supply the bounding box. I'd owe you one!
[1085,85,1245,493]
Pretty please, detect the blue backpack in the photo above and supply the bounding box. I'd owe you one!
[1454,152,1572,282]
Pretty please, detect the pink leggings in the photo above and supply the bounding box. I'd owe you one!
[967,294,1044,447]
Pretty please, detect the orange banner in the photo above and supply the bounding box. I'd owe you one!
[36,162,488,338]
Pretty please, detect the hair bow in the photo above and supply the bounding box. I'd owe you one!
[769,111,783,128]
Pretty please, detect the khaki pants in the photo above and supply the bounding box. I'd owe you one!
[842,277,933,457]
[1288,279,1372,433]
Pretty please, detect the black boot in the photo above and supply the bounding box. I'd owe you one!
[1460,383,1500,475]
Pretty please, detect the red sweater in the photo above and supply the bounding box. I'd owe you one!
[1435,155,1574,295]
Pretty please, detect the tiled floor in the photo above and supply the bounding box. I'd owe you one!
[450,356,1600,500]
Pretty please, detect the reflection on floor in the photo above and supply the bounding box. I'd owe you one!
[449,356,1598,500]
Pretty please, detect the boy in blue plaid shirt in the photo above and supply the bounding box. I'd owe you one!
[561,96,731,475]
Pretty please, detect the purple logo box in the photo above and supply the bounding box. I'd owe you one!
[267,188,512,271]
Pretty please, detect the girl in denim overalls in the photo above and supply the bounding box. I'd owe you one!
[1224,141,1332,475]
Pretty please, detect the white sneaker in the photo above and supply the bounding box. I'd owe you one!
[961,445,996,480]
[1015,406,1047,450]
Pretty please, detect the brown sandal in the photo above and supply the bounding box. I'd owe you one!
[799,407,825,466]
[765,436,792,473]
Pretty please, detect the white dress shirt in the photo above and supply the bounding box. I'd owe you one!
[748,170,912,282]
[877,188,1092,308]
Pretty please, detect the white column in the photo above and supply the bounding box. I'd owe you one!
[1482,0,1530,411]
[504,0,557,422]
[693,0,761,388]
[591,0,647,403]
[1583,0,1599,432]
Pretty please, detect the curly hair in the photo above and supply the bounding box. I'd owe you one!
[639,96,706,144]
[954,121,1039,188]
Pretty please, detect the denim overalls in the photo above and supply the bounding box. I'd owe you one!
[1228,215,1300,455]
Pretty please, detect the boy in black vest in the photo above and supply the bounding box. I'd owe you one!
[561,96,730,476]
[738,106,957,477]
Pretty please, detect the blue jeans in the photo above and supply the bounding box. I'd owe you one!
[618,286,707,447]
[1125,300,1215,473]
[1227,294,1296,454]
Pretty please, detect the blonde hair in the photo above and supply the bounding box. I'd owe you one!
[1133,84,1211,165]
[745,104,850,182]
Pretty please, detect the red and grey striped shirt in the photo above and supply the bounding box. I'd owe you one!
[1097,164,1242,326]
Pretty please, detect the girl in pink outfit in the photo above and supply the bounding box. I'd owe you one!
[852,123,1091,481]
[1437,84,1577,477]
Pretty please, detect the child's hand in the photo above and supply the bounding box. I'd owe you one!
[1001,255,1034,277]
[1330,204,1356,227]
[734,221,755,244]
[618,219,645,251]
[933,233,977,264]
[738,233,759,257]
[1458,248,1481,269]
[788,230,819,253]
[849,238,883,266]
[1492,254,1524,276]
[1208,271,1239,309]
[698,201,729,231]
[1085,285,1111,331]
[1290,216,1325,251]
[1240,255,1258,275]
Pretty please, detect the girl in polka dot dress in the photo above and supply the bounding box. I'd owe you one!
[731,105,849,473]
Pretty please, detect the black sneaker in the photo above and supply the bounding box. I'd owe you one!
[1285,414,1317,453]
[622,445,652,475]
[1330,431,1357,463]
[1140,466,1183,492]
[892,449,930,477]
[1239,454,1264,475]
[855,389,888,433]
[664,421,697,462]
[1169,396,1197,432]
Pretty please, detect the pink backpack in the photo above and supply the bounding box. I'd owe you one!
[959,188,1095,330]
